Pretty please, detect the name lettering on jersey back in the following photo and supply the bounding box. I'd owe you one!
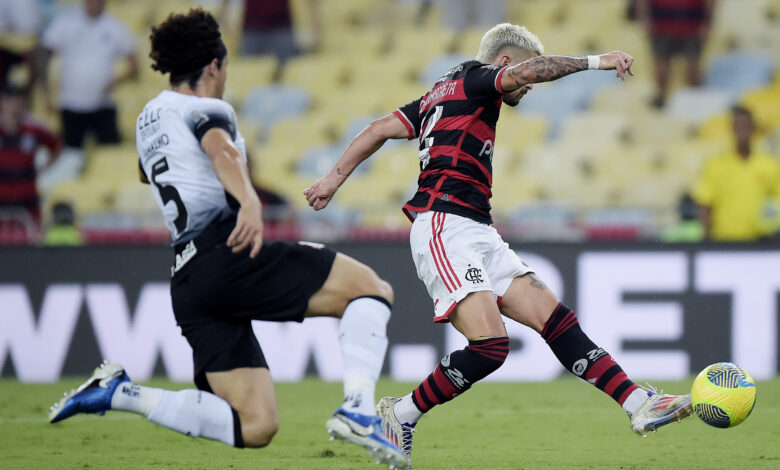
[143,133,170,157]
[138,107,162,140]
[420,80,462,113]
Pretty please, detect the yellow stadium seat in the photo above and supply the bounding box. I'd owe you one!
[114,181,158,214]
[281,54,351,99]
[591,80,655,113]
[264,111,340,154]
[741,87,780,130]
[392,27,456,65]
[495,111,549,154]
[224,56,279,105]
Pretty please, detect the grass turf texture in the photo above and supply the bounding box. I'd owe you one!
[1,378,778,470]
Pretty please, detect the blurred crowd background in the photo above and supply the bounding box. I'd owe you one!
[1,0,780,246]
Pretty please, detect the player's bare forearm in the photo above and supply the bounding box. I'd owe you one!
[501,51,634,92]
[304,114,406,210]
[503,56,587,91]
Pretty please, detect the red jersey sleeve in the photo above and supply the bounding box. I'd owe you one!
[393,97,423,140]
[463,64,509,99]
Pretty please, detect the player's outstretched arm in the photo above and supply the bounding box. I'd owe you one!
[201,127,264,258]
[500,51,634,92]
[304,113,408,211]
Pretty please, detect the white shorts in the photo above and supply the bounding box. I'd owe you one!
[409,211,533,322]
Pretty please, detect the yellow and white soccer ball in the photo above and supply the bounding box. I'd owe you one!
[691,362,757,428]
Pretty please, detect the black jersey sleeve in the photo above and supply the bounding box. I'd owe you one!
[188,99,238,143]
[463,64,509,100]
[393,98,423,140]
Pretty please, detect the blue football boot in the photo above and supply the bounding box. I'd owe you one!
[48,361,130,423]
[326,407,410,469]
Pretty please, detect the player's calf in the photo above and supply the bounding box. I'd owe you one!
[240,415,279,448]
[541,303,649,415]
[393,336,510,425]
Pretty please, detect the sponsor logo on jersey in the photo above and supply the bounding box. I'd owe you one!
[421,81,459,109]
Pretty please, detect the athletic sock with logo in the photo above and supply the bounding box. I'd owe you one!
[339,296,391,416]
[541,303,641,411]
[111,384,243,447]
[394,337,510,425]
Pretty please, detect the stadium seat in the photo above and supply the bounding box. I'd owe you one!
[705,52,775,100]
[420,53,473,86]
[741,86,780,129]
[224,56,279,105]
[591,80,655,113]
[495,111,549,152]
[517,71,618,137]
[558,112,629,154]
[665,88,735,123]
[296,144,357,178]
[114,181,158,214]
[241,85,311,136]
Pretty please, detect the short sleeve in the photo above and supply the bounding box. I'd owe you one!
[393,98,422,140]
[41,15,67,52]
[188,99,238,143]
[463,64,509,99]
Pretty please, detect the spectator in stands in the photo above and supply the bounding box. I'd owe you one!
[40,0,137,150]
[219,0,321,63]
[43,201,84,246]
[0,84,60,225]
[661,193,704,242]
[693,106,780,241]
[636,0,713,108]
[0,0,41,91]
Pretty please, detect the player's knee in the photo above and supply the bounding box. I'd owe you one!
[241,417,279,448]
[354,267,393,305]
[374,277,394,305]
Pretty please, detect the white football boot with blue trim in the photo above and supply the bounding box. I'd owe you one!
[326,407,410,469]
[48,361,130,424]
[630,385,692,437]
[376,397,416,467]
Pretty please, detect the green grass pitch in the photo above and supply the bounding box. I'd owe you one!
[1,377,778,469]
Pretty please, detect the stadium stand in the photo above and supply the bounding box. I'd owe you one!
[0,0,774,244]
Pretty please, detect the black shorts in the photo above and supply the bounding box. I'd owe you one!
[61,107,121,148]
[651,35,703,59]
[170,216,337,392]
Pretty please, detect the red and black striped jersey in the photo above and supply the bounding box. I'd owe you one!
[395,60,508,224]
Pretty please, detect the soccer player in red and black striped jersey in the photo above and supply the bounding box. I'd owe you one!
[306,23,692,462]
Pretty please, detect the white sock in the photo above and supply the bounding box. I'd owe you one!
[112,384,238,446]
[622,388,651,416]
[339,297,390,416]
[394,393,423,425]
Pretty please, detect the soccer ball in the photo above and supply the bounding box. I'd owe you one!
[691,362,756,428]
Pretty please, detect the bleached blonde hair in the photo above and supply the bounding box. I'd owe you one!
[476,23,544,63]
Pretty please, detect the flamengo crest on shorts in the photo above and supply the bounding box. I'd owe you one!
[409,211,532,322]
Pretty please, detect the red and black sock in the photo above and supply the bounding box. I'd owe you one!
[411,337,509,413]
[541,303,639,406]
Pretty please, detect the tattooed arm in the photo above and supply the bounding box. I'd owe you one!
[500,51,634,93]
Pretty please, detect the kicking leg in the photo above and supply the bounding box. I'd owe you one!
[500,273,691,435]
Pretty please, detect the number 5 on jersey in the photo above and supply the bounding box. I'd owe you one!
[151,157,188,235]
